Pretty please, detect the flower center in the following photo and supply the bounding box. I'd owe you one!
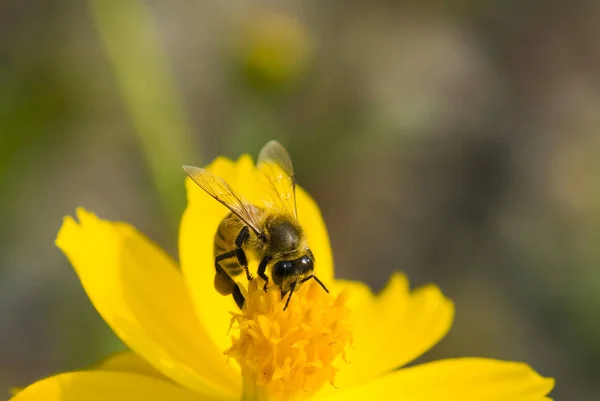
[225,278,353,401]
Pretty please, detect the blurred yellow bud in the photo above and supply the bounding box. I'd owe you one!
[234,12,313,90]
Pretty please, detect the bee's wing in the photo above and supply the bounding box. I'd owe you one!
[183,165,264,235]
[256,140,297,219]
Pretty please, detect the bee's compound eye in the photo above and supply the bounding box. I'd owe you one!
[272,260,294,286]
[298,255,314,275]
[299,255,313,269]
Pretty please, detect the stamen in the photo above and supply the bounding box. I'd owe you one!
[226,278,353,401]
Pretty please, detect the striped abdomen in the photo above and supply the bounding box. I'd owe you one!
[213,213,245,277]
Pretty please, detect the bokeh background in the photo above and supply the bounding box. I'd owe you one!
[2,1,600,399]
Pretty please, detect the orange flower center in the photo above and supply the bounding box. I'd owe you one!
[225,279,353,401]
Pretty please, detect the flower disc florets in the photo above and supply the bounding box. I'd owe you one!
[225,279,353,401]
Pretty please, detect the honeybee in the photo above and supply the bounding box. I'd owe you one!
[183,140,328,310]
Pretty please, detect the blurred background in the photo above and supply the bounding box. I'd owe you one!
[2,0,600,399]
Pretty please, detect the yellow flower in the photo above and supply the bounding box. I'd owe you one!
[11,155,554,401]
[235,12,313,90]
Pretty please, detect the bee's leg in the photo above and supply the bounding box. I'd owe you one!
[257,256,271,292]
[234,226,252,281]
[215,251,246,309]
[283,281,297,311]
[215,250,237,289]
[231,284,245,309]
[235,249,250,281]
[215,250,237,265]
[234,226,250,247]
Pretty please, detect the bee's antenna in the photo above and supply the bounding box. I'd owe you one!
[283,281,297,310]
[299,274,329,293]
[284,275,329,311]
[311,275,329,294]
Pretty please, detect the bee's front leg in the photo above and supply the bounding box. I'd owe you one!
[234,226,252,281]
[214,252,245,309]
[257,256,272,291]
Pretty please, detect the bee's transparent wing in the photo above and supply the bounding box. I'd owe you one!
[256,140,297,219]
[183,166,264,235]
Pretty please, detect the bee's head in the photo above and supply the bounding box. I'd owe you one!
[272,252,314,293]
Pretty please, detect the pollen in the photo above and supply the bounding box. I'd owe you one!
[225,279,353,401]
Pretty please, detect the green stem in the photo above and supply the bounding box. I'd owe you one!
[89,0,197,228]
[241,369,264,401]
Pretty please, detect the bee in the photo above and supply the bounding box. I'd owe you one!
[183,140,328,310]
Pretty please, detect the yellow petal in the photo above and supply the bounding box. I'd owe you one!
[9,371,218,401]
[320,358,554,401]
[93,351,167,382]
[56,209,240,399]
[333,273,454,387]
[180,157,243,356]
[180,155,334,355]
[294,185,334,284]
